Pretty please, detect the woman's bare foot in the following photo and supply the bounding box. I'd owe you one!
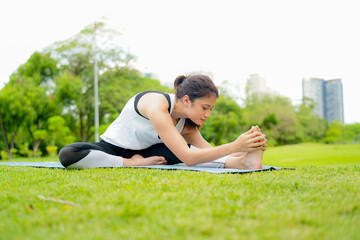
[225,150,263,170]
[225,126,264,170]
[123,154,167,166]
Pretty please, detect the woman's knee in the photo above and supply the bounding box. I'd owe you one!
[59,146,90,168]
[139,143,182,165]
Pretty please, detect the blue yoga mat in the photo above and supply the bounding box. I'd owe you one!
[0,161,292,174]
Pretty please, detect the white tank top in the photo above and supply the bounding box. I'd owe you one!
[100,91,186,150]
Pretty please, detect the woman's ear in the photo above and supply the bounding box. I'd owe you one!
[182,95,191,107]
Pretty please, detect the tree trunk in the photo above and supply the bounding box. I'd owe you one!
[85,113,91,142]
[10,125,20,150]
[80,111,86,142]
[0,117,12,158]
[33,140,41,157]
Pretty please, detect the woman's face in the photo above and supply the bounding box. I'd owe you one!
[185,94,217,125]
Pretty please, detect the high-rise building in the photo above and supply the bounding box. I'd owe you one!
[302,78,344,123]
[246,73,277,97]
[302,78,326,119]
[324,79,344,124]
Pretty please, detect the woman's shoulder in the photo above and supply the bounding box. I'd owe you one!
[137,91,171,104]
[136,91,172,118]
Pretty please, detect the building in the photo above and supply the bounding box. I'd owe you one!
[186,71,215,81]
[302,78,326,119]
[324,79,344,124]
[302,78,344,123]
[141,72,160,80]
[246,73,278,97]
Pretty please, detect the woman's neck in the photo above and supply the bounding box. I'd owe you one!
[171,99,187,120]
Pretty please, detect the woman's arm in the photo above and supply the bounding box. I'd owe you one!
[150,110,234,165]
[138,93,266,166]
[182,126,213,149]
[184,125,267,152]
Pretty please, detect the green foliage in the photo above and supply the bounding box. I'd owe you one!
[345,123,360,143]
[47,22,136,141]
[46,146,58,157]
[9,52,58,86]
[34,130,48,140]
[27,150,34,158]
[0,22,173,155]
[201,95,245,145]
[18,142,30,157]
[0,150,8,160]
[0,78,34,158]
[47,115,75,146]
[295,101,327,142]
[323,128,342,143]
[99,67,171,125]
[243,94,300,145]
[0,51,60,158]
[10,148,18,158]
[322,120,357,144]
[262,113,278,129]
[35,149,42,157]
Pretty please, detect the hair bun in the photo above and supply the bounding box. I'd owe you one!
[174,75,187,87]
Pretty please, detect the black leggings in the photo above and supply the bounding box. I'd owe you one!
[58,140,183,168]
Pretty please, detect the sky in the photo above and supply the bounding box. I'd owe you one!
[1,0,359,123]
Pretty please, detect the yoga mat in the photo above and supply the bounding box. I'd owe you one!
[0,161,293,174]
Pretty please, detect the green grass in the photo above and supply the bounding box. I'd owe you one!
[0,143,359,240]
[263,143,360,167]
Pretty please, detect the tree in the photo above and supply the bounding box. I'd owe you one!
[242,94,302,145]
[201,95,245,145]
[0,81,32,158]
[11,51,58,86]
[295,100,326,143]
[345,123,360,143]
[7,52,59,156]
[99,68,171,125]
[0,22,174,156]
[323,121,344,144]
[48,22,135,142]
[54,72,90,141]
[322,120,360,144]
[47,115,76,156]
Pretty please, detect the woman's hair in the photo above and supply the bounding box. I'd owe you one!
[174,74,219,101]
[173,74,219,128]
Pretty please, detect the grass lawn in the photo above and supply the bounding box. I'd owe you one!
[0,143,359,240]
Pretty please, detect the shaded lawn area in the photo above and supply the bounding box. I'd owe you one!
[0,143,359,240]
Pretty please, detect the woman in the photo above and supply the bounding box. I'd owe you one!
[59,74,267,169]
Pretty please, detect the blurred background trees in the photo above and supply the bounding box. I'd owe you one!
[0,22,359,159]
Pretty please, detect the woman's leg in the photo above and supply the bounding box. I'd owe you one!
[58,141,166,169]
[138,143,263,169]
[190,145,228,168]
[136,143,184,165]
[59,145,124,169]
[131,142,263,169]
[189,148,263,169]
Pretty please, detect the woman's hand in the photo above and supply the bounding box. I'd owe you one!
[250,126,268,151]
[249,125,268,151]
[233,126,268,152]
